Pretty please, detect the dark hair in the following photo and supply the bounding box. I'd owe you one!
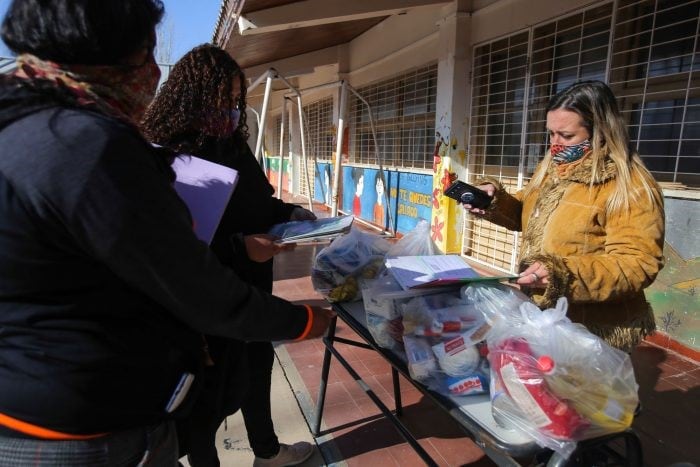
[141,44,248,154]
[374,170,385,186]
[1,0,164,65]
[352,167,364,184]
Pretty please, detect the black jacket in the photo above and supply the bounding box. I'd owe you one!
[197,135,296,292]
[0,79,308,435]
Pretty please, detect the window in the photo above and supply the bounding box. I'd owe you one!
[610,0,700,186]
[303,97,334,162]
[349,65,437,169]
[271,115,289,158]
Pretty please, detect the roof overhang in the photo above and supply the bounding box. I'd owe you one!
[214,0,451,70]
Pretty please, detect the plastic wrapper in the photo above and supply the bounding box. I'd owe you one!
[361,270,441,349]
[464,283,639,459]
[386,219,439,257]
[424,330,490,397]
[401,290,482,336]
[366,312,403,350]
[403,334,437,383]
[394,290,491,397]
[311,227,390,302]
[359,220,442,345]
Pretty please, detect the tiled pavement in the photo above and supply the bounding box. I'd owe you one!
[270,199,700,467]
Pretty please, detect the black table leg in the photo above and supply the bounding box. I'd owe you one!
[392,367,402,417]
[312,316,337,436]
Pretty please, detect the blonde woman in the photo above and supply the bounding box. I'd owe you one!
[464,80,665,352]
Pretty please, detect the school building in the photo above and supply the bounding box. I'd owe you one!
[216,0,699,352]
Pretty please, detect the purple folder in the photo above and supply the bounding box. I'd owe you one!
[172,155,239,244]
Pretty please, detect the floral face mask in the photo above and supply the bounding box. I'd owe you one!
[550,139,591,164]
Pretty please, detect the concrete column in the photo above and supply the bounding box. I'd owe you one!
[431,1,472,254]
[289,101,303,195]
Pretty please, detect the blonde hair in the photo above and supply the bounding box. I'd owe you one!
[524,81,662,213]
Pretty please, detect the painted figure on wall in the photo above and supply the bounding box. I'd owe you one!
[352,167,364,217]
[374,171,386,226]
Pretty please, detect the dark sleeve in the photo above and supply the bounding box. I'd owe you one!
[62,122,308,341]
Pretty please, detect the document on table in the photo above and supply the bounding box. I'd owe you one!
[386,255,516,290]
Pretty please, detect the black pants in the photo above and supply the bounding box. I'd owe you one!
[180,339,279,466]
[241,341,279,458]
[178,338,248,467]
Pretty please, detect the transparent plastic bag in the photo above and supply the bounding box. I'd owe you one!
[387,219,439,257]
[464,283,640,459]
[397,289,491,397]
[366,311,403,350]
[311,227,390,302]
[401,290,480,337]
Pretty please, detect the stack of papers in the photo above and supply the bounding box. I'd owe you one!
[268,215,354,244]
[386,255,515,290]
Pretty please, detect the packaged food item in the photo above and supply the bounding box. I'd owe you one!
[312,227,390,302]
[490,338,587,440]
[403,334,437,383]
[366,312,403,350]
[432,334,481,377]
[464,283,640,459]
[446,374,489,396]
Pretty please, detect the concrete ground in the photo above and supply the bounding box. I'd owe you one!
[180,344,331,466]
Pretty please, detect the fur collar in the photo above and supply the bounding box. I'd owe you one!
[549,152,618,185]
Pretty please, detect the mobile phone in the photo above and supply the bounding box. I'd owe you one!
[444,180,493,209]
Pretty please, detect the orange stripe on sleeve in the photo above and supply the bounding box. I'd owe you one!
[0,412,108,440]
[293,305,314,342]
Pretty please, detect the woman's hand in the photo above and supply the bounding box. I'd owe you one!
[516,262,549,288]
[244,234,295,262]
[462,183,495,215]
[290,207,317,221]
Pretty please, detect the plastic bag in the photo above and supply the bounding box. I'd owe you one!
[393,290,490,397]
[387,219,439,257]
[464,283,639,459]
[311,227,390,302]
[360,220,439,344]
[362,270,423,349]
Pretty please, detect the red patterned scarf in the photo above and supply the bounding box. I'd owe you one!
[14,53,160,124]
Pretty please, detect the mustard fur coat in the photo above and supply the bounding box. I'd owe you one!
[478,155,665,352]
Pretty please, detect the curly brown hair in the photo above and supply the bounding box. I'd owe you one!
[141,43,248,154]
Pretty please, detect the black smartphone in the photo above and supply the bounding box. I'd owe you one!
[444,180,493,209]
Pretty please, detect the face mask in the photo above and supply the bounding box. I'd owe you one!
[550,139,591,164]
[230,108,240,133]
[203,108,241,137]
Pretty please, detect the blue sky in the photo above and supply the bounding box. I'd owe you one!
[0,0,223,63]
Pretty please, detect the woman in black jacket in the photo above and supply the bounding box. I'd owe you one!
[0,2,331,465]
[142,44,317,467]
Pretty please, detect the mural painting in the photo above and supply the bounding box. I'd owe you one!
[265,156,291,194]
[644,197,700,352]
[341,165,432,233]
[389,171,432,234]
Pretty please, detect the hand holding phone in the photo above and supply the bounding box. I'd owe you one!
[443,180,493,209]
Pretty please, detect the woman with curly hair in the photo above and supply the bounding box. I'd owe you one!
[464,80,665,352]
[142,44,317,467]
